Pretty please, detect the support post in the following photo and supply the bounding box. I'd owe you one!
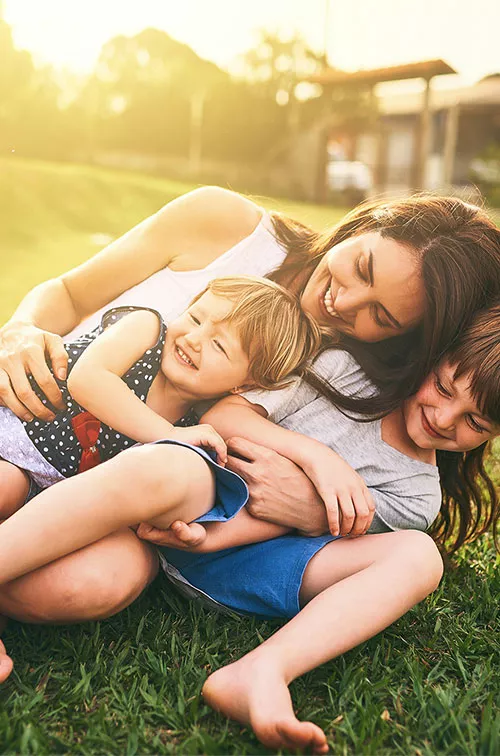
[442,103,460,188]
[414,76,432,191]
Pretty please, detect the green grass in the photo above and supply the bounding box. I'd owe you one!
[0,157,499,754]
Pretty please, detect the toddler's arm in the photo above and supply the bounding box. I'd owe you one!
[67,310,177,443]
[203,395,375,536]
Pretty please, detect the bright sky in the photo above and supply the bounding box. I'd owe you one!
[4,0,500,86]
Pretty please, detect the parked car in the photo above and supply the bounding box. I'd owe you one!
[326,159,373,204]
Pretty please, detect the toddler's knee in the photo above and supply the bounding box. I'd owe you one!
[109,444,193,503]
[395,530,444,594]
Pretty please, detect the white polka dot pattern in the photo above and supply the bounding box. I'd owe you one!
[6,307,197,484]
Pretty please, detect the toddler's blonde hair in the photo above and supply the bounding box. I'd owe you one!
[190,275,321,390]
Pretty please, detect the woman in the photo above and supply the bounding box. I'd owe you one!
[0,189,499,749]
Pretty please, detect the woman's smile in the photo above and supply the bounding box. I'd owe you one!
[300,231,425,342]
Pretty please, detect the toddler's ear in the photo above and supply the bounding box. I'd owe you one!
[229,384,254,395]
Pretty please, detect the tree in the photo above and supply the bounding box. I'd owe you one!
[78,28,228,158]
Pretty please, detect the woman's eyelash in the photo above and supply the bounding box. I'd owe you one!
[370,305,389,329]
[189,313,200,325]
[355,258,367,282]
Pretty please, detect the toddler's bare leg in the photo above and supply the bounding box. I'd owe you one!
[203,530,443,754]
[0,461,30,518]
[0,444,215,586]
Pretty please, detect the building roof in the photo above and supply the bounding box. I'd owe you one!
[379,76,500,115]
[307,59,456,87]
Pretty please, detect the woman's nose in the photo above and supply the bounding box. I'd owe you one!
[334,285,370,314]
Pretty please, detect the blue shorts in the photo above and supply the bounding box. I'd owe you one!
[148,439,249,524]
[160,532,340,620]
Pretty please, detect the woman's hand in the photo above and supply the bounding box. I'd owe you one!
[224,437,330,536]
[168,424,228,466]
[0,321,67,421]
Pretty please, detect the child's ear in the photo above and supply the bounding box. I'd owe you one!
[229,383,254,395]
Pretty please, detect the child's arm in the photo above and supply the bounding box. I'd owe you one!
[137,508,289,552]
[202,395,375,537]
[69,311,227,460]
[67,310,179,443]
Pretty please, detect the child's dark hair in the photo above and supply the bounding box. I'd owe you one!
[429,305,500,555]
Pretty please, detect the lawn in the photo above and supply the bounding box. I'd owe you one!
[0,157,499,755]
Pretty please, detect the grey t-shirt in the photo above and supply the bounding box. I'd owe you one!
[243,350,441,534]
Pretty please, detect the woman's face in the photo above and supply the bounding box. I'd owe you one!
[300,231,425,342]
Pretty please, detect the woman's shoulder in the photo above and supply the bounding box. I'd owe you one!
[179,186,263,240]
[163,186,266,272]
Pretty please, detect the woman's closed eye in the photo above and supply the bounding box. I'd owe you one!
[355,252,374,286]
[370,304,392,330]
[355,255,369,284]
[189,312,200,325]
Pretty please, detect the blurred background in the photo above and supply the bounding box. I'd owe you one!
[2,0,500,205]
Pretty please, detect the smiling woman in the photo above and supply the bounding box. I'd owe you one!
[299,231,425,340]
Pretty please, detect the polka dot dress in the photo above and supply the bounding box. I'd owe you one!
[21,306,197,478]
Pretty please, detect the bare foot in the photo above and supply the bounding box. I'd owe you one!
[202,654,328,753]
[0,640,13,683]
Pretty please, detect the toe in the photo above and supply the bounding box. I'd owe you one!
[276,719,328,753]
[0,655,14,683]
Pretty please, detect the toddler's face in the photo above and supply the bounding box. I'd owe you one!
[403,361,499,453]
[162,291,251,400]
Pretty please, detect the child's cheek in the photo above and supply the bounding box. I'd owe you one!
[415,375,436,407]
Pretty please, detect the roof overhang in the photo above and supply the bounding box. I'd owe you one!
[306,59,457,87]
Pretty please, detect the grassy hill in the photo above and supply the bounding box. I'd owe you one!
[0,156,346,321]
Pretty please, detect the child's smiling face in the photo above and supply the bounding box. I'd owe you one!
[162,291,251,400]
[403,361,499,453]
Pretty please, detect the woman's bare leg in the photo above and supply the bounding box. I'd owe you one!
[0,527,159,683]
[203,530,444,754]
[0,444,215,586]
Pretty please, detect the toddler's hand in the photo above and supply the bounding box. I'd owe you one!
[168,424,227,465]
[136,520,207,550]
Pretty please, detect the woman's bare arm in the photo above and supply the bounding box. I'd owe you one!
[0,187,262,419]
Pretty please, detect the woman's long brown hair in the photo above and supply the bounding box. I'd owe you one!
[268,195,500,416]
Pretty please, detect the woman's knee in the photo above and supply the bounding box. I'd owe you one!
[0,530,159,624]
